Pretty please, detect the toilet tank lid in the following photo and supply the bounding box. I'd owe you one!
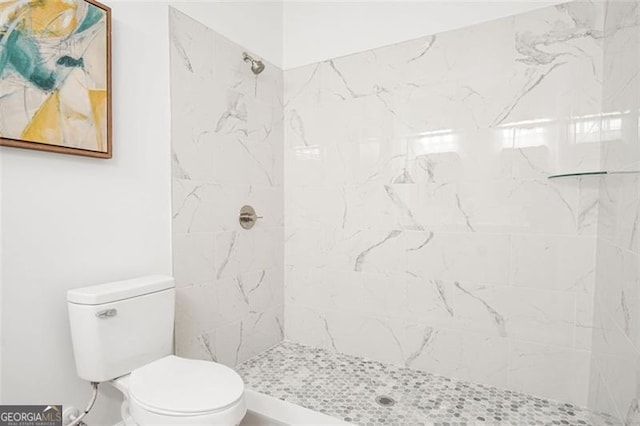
[67,275,175,305]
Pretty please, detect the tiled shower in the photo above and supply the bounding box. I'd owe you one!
[170,1,640,424]
[170,8,284,366]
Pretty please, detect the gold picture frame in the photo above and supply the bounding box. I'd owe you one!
[0,0,112,158]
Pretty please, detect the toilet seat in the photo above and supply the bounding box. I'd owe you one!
[126,356,246,425]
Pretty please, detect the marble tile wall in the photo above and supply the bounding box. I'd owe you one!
[589,0,640,423]
[284,2,605,406]
[169,8,284,367]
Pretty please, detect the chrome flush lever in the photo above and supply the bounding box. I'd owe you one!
[96,308,117,318]
[239,205,262,230]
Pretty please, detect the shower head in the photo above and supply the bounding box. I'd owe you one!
[242,52,265,75]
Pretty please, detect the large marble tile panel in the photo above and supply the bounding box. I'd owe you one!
[603,0,640,41]
[591,303,640,423]
[416,128,515,183]
[403,277,456,328]
[286,97,401,187]
[454,283,575,346]
[509,179,583,235]
[284,142,342,187]
[174,324,217,363]
[284,266,330,309]
[284,227,334,268]
[330,228,406,275]
[213,100,281,186]
[215,304,284,367]
[175,282,219,334]
[498,2,604,128]
[601,112,640,172]
[286,304,414,367]
[252,226,284,272]
[284,62,321,110]
[246,185,284,229]
[213,320,244,366]
[597,175,621,242]
[494,60,596,129]
[406,327,509,389]
[354,183,422,232]
[405,231,511,285]
[512,118,602,179]
[172,179,225,234]
[388,76,516,134]
[169,8,216,78]
[171,125,217,182]
[214,230,253,278]
[602,21,639,113]
[412,183,467,232]
[284,303,334,351]
[287,185,350,230]
[359,273,411,319]
[215,227,281,279]
[239,268,284,317]
[588,364,623,424]
[453,180,524,233]
[595,240,640,349]
[577,176,601,235]
[510,234,596,293]
[508,340,591,406]
[616,174,640,253]
[172,232,216,288]
[215,275,251,326]
[322,270,368,314]
[575,292,596,351]
[320,311,426,367]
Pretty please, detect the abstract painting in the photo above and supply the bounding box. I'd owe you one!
[0,0,111,158]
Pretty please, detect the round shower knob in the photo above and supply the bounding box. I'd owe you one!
[239,205,262,230]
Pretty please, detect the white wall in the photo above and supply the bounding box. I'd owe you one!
[0,1,172,422]
[282,1,565,69]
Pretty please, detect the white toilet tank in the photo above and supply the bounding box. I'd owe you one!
[67,275,175,382]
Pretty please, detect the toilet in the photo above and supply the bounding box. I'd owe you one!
[67,275,246,426]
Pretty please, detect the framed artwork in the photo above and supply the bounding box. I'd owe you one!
[0,0,112,158]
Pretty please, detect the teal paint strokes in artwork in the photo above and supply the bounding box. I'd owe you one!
[76,5,104,34]
[57,56,84,68]
[4,30,57,91]
[0,35,9,78]
[0,1,104,93]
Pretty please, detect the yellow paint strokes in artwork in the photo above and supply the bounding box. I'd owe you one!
[21,91,63,145]
[21,0,78,38]
[0,1,20,13]
[88,89,107,152]
[63,108,88,122]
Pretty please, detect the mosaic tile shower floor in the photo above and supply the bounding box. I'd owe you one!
[237,341,619,426]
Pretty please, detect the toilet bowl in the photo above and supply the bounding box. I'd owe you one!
[66,276,247,426]
[112,356,246,426]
